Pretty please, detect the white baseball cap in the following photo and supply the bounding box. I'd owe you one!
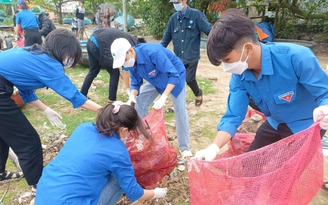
[111,38,132,68]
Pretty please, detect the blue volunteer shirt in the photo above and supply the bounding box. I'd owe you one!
[128,43,186,97]
[0,47,87,108]
[218,42,328,137]
[16,9,39,29]
[35,122,144,204]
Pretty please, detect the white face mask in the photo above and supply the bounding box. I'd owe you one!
[222,45,249,75]
[123,52,135,68]
[174,3,184,12]
[62,57,75,69]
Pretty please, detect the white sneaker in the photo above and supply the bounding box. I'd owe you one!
[180,150,193,160]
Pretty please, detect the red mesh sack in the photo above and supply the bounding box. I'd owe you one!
[188,122,323,205]
[122,109,177,189]
[219,109,265,159]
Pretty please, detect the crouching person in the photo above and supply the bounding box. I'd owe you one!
[35,102,167,204]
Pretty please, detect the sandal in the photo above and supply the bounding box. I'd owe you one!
[195,89,203,107]
[0,170,24,183]
[322,182,328,192]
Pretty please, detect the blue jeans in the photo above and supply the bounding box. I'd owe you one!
[97,174,123,205]
[135,82,190,151]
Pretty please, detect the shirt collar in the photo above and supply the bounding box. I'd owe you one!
[177,6,189,19]
[241,43,274,81]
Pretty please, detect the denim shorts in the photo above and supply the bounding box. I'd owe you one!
[77,19,85,29]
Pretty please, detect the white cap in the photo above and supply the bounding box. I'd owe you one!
[111,38,132,68]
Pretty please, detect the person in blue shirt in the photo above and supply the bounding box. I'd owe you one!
[111,38,192,159]
[15,0,42,46]
[194,8,328,161]
[35,102,167,204]
[0,28,102,193]
[161,0,212,107]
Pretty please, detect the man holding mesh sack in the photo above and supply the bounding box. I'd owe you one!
[193,8,328,204]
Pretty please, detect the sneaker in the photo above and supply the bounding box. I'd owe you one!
[180,150,193,160]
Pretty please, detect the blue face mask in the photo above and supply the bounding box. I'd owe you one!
[173,3,184,12]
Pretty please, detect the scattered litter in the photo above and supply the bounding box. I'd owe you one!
[208,77,218,81]
[177,165,185,171]
[57,123,66,130]
[18,192,33,205]
[43,122,50,129]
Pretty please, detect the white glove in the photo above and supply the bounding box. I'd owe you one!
[124,94,136,106]
[126,88,131,96]
[194,144,220,161]
[43,107,63,127]
[152,94,167,110]
[153,187,167,199]
[313,105,328,130]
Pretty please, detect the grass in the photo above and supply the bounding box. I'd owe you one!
[0,64,217,204]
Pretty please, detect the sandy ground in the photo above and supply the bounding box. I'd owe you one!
[56,23,328,204]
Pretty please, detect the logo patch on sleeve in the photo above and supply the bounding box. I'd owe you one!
[278,91,294,102]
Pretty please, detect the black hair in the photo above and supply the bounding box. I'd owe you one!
[25,29,81,67]
[207,8,258,66]
[19,2,28,10]
[41,28,81,67]
[96,104,152,140]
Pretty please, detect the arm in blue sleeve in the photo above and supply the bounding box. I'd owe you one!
[197,11,212,36]
[18,89,38,103]
[292,48,328,106]
[217,75,249,137]
[150,50,179,85]
[39,74,87,108]
[130,70,143,94]
[111,152,144,202]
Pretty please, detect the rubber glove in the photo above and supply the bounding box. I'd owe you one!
[153,94,167,110]
[153,187,168,199]
[126,88,131,96]
[124,94,136,106]
[43,107,63,127]
[194,144,220,161]
[313,105,328,130]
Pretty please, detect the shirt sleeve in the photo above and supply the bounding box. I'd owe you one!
[217,75,249,137]
[161,16,173,48]
[18,89,38,103]
[149,49,180,85]
[291,48,328,106]
[130,69,144,94]
[40,74,87,108]
[197,11,212,36]
[111,151,144,202]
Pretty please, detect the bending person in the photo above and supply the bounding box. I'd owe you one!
[0,28,102,192]
[35,102,167,204]
[80,28,146,103]
[111,38,192,159]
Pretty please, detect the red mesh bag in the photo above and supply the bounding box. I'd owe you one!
[219,109,265,158]
[188,122,323,205]
[123,109,177,189]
